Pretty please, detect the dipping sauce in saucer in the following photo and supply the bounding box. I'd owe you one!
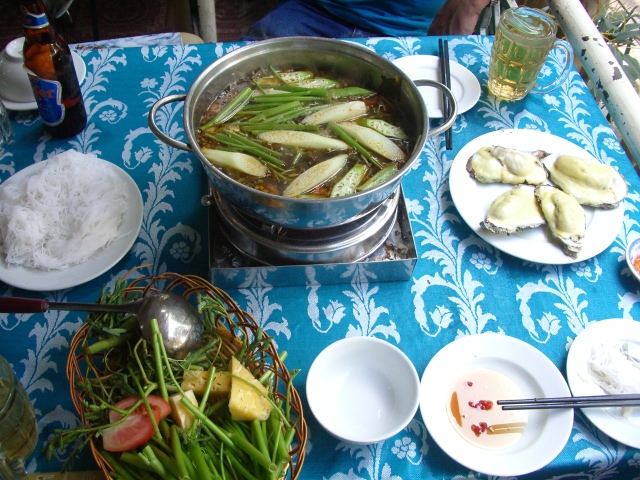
[633,254,640,276]
[447,368,528,449]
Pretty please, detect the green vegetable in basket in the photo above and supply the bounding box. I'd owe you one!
[46,274,304,480]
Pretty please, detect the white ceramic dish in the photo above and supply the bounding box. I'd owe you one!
[448,129,624,264]
[0,38,35,103]
[306,337,420,444]
[0,160,143,291]
[626,238,640,284]
[420,334,573,477]
[392,54,481,118]
[566,319,640,448]
[0,51,86,111]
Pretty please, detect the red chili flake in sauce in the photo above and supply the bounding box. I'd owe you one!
[466,381,473,386]
[471,422,489,437]
[468,400,494,410]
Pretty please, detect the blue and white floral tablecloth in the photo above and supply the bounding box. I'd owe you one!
[1,35,639,479]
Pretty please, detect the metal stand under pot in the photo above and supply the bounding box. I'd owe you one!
[205,186,418,288]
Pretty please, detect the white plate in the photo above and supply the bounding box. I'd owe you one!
[392,55,481,118]
[566,319,640,448]
[449,129,624,264]
[0,159,143,291]
[420,334,573,477]
[1,52,86,111]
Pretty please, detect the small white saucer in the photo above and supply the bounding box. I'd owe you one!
[1,52,86,111]
[393,54,481,118]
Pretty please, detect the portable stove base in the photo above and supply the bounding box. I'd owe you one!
[207,187,418,288]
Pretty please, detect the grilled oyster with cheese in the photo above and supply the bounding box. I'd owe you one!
[467,146,548,185]
[542,154,627,209]
[481,185,545,235]
[535,185,586,259]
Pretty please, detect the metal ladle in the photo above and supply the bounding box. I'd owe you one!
[0,292,204,359]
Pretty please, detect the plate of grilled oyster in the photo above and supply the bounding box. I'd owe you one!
[449,129,627,264]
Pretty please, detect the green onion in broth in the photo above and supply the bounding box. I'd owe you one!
[196,67,413,198]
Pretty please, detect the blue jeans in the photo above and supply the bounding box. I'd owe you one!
[241,0,380,41]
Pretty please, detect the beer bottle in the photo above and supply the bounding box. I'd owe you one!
[19,0,87,138]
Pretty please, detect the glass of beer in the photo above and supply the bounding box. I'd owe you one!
[488,7,574,101]
[0,355,38,479]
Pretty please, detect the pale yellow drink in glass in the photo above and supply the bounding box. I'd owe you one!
[488,7,570,101]
[0,356,38,478]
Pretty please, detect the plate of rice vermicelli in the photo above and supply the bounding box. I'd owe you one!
[567,319,640,448]
[0,150,143,291]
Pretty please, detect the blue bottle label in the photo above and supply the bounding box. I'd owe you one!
[28,76,65,126]
[20,8,49,29]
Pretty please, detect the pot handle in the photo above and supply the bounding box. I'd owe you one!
[148,94,192,151]
[413,80,458,139]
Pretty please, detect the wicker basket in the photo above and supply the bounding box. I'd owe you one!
[67,272,307,479]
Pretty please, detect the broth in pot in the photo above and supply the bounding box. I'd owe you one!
[196,67,414,199]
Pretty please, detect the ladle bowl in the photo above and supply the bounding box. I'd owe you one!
[0,292,204,359]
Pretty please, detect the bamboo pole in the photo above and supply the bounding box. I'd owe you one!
[546,0,640,168]
[197,0,218,43]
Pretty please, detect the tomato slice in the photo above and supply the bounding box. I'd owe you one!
[108,395,171,423]
[102,395,171,452]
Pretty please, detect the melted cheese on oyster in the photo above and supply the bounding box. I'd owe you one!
[543,154,627,208]
[467,146,548,185]
[535,185,586,258]
[481,185,545,235]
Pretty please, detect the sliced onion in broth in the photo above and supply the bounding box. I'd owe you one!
[202,148,268,177]
[283,154,348,197]
[258,131,349,150]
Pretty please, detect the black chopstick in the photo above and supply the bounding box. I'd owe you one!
[438,38,453,150]
[498,393,640,410]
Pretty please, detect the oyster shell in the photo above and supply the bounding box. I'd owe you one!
[481,185,545,234]
[467,146,548,185]
[535,185,586,259]
[542,153,628,209]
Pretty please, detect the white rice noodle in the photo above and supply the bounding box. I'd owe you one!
[587,340,640,395]
[0,150,128,270]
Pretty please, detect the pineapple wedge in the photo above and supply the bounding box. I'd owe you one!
[169,390,198,430]
[228,357,273,421]
[181,369,231,396]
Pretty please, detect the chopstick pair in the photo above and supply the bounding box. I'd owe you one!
[438,38,453,150]
[498,393,640,410]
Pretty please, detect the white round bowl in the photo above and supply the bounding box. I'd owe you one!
[0,38,35,103]
[306,337,420,444]
[625,237,640,284]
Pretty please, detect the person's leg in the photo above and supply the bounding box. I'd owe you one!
[241,0,378,41]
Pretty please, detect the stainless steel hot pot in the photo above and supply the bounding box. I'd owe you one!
[149,37,456,228]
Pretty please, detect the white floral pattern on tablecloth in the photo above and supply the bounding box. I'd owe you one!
[1,35,639,479]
